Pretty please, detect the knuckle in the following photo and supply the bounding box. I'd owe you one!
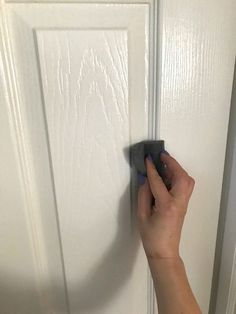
[184,176,195,199]
[188,176,195,186]
[181,172,195,185]
[164,199,176,213]
[169,201,177,212]
[178,173,189,186]
[186,176,195,191]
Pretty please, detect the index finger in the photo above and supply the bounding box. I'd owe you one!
[145,156,170,205]
[161,153,191,197]
[161,153,188,182]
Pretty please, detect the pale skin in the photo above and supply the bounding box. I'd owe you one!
[137,152,202,314]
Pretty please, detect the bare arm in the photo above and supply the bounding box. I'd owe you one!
[137,152,201,314]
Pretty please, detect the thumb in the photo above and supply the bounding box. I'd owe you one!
[137,175,152,222]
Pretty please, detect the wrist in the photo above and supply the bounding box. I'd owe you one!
[144,247,180,261]
[147,256,186,285]
[147,255,184,271]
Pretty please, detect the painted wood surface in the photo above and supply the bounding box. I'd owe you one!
[158,1,236,313]
[1,3,150,314]
[0,0,235,314]
[0,60,43,314]
[36,29,143,314]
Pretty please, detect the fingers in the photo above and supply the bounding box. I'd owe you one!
[161,153,195,199]
[138,152,195,219]
[160,153,187,179]
[145,156,170,205]
[137,177,152,221]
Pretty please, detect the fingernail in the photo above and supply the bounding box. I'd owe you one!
[137,172,146,185]
[147,154,153,162]
[160,149,169,156]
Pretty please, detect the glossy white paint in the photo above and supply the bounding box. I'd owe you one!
[0,0,235,314]
[0,59,42,314]
[1,3,151,314]
[158,1,235,313]
[36,27,148,313]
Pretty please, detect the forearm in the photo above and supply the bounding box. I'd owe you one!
[138,153,202,313]
[148,256,201,314]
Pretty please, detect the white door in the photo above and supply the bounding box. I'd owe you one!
[0,1,235,314]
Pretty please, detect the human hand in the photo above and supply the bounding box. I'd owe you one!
[137,152,195,260]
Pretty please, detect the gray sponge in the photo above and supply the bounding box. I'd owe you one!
[130,140,165,179]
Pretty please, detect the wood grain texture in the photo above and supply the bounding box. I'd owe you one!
[36,29,136,314]
[4,4,150,314]
[2,1,235,314]
[158,0,236,313]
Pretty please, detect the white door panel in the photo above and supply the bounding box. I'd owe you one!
[0,1,235,314]
[2,3,150,314]
[159,2,235,312]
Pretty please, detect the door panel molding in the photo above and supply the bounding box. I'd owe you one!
[0,2,158,313]
[0,5,69,313]
[1,0,235,313]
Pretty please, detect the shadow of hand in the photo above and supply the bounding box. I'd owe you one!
[0,182,141,314]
